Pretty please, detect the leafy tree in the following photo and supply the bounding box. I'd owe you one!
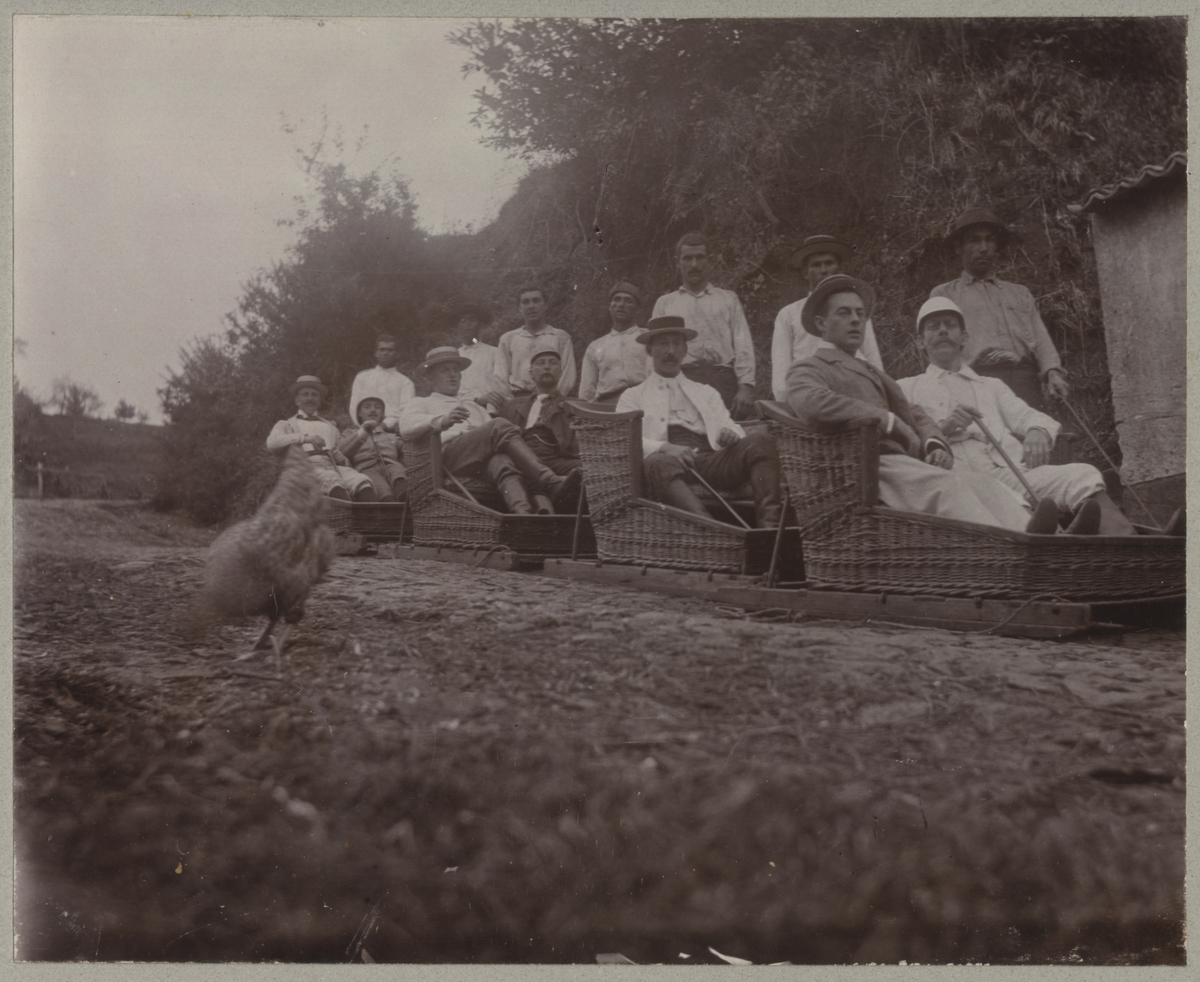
[114,399,137,422]
[49,377,103,418]
[159,153,458,523]
[449,17,1185,470]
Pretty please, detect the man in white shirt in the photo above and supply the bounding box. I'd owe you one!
[898,297,1144,535]
[494,286,578,398]
[616,316,782,528]
[578,281,650,403]
[347,334,416,430]
[650,232,756,418]
[399,347,581,515]
[453,303,505,411]
[771,234,882,401]
[267,375,375,501]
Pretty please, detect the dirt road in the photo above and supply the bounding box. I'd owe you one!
[13,500,1185,964]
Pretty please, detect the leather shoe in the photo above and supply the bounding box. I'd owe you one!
[1065,499,1101,535]
[548,469,582,512]
[1024,497,1060,535]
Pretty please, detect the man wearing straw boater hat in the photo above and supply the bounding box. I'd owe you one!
[929,206,1068,412]
[500,339,581,477]
[785,275,1065,534]
[897,297,1166,536]
[266,375,377,501]
[771,234,883,401]
[398,346,581,515]
[616,316,783,528]
[578,281,651,404]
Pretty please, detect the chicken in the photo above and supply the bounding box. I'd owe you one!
[202,444,336,663]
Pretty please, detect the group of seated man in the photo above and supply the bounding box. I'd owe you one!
[266,207,1182,538]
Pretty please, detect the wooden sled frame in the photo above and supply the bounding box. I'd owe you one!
[757,401,1185,602]
[567,403,801,577]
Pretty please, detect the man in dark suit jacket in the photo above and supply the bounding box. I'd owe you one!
[784,274,1059,534]
[500,340,581,478]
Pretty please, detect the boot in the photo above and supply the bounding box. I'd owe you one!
[1025,497,1060,535]
[504,437,580,509]
[1090,491,1136,535]
[1065,498,1101,535]
[530,493,554,515]
[353,484,379,503]
[660,478,710,518]
[495,474,534,515]
[749,457,784,529]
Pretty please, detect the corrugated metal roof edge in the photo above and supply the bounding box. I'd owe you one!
[1069,151,1187,214]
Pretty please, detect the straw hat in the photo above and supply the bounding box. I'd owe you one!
[420,346,473,372]
[789,234,854,270]
[636,315,698,346]
[290,375,328,398]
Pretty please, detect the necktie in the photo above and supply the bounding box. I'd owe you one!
[525,393,549,430]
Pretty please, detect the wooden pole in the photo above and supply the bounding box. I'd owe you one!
[685,464,752,530]
[970,417,1040,503]
[37,461,43,498]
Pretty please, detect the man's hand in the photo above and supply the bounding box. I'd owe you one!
[438,405,471,431]
[717,427,741,449]
[360,419,378,434]
[731,383,757,420]
[304,434,326,451]
[891,418,920,454]
[974,348,1021,368]
[331,449,350,466]
[925,447,953,470]
[940,404,982,437]
[1044,369,1070,403]
[659,443,697,466]
[1022,427,1053,470]
[482,390,509,412]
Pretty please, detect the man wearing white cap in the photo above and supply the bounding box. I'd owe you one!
[494,285,578,399]
[771,234,882,401]
[897,297,1145,535]
[399,347,581,514]
[267,375,376,501]
[785,276,1064,535]
[578,281,650,403]
[348,334,416,430]
[500,340,581,476]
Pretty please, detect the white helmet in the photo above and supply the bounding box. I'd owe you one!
[915,296,965,333]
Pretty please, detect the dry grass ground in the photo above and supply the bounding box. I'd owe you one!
[13,500,1184,964]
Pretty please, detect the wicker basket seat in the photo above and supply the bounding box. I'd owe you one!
[403,431,595,556]
[758,401,1184,601]
[568,404,799,576]
[320,497,409,541]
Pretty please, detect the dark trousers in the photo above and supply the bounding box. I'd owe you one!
[442,418,523,485]
[643,426,775,500]
[681,364,739,412]
[972,357,1048,413]
[524,431,581,476]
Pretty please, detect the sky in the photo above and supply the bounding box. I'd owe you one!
[14,16,524,423]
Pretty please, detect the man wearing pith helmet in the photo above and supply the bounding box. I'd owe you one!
[616,316,783,529]
[897,296,1152,536]
[929,206,1068,412]
[771,234,883,401]
[784,275,1067,535]
[578,280,650,403]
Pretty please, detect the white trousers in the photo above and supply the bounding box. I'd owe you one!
[878,454,1032,532]
[310,453,373,497]
[952,441,1105,512]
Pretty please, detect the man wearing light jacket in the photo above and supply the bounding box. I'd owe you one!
[616,316,782,528]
